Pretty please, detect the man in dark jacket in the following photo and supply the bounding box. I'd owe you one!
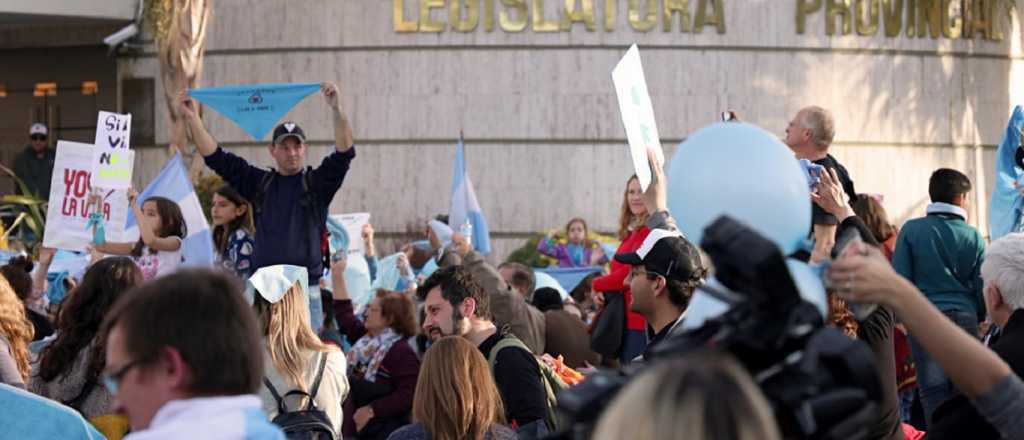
[13,123,55,200]
[178,83,354,331]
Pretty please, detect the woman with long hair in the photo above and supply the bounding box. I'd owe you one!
[852,194,898,261]
[591,175,652,364]
[30,257,142,418]
[593,353,781,440]
[387,337,515,440]
[0,275,33,388]
[332,258,420,439]
[251,265,349,435]
[211,185,256,279]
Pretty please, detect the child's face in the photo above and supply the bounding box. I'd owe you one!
[142,201,163,232]
[211,193,244,227]
[567,221,586,244]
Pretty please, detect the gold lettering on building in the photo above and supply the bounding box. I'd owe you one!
[826,0,852,36]
[450,0,480,31]
[628,0,658,31]
[694,0,725,33]
[500,0,529,32]
[420,0,446,32]
[533,0,561,31]
[881,0,902,36]
[562,0,597,31]
[663,0,690,32]
[855,0,880,36]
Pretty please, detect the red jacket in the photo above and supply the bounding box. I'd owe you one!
[592,226,650,331]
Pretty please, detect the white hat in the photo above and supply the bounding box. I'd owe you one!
[29,123,47,137]
[245,265,308,304]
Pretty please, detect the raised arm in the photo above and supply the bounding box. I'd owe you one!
[177,90,218,157]
[321,83,354,152]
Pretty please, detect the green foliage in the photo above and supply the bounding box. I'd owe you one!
[506,231,619,268]
[0,163,46,252]
[193,174,224,219]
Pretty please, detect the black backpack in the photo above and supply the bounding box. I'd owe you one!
[263,352,336,440]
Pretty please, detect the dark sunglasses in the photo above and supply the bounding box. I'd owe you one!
[30,135,47,141]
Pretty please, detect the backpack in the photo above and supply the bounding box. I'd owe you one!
[486,334,568,432]
[263,352,336,440]
[252,168,330,267]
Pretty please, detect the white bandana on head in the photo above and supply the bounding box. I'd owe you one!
[246,265,308,304]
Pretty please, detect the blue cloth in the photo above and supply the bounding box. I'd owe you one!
[534,266,603,293]
[371,253,404,291]
[448,137,492,255]
[204,147,355,284]
[46,271,70,304]
[0,383,106,439]
[990,105,1024,241]
[86,212,105,245]
[127,153,216,268]
[326,216,350,257]
[189,83,321,140]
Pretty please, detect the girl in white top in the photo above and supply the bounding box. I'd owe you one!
[95,189,185,281]
[248,265,349,434]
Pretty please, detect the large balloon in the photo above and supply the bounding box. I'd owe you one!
[667,123,811,255]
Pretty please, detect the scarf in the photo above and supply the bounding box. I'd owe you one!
[347,327,402,382]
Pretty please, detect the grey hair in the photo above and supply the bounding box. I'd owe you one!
[981,233,1024,310]
[799,106,836,149]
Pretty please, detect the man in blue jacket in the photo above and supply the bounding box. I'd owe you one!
[177,83,355,330]
[892,168,986,428]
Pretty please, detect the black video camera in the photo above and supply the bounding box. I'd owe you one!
[552,216,881,440]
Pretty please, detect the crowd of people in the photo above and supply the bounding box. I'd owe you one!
[1,83,1023,440]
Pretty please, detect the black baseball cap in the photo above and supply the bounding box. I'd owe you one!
[615,229,704,282]
[272,122,306,145]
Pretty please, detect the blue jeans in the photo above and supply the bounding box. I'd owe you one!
[908,309,978,428]
[898,388,917,424]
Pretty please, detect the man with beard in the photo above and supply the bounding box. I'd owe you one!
[418,266,549,438]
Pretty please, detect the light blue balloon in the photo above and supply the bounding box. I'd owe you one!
[667,122,811,255]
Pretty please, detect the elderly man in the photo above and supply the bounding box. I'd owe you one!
[784,106,856,262]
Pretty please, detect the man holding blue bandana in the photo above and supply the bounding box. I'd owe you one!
[178,83,355,331]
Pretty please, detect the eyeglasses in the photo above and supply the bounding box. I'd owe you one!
[30,135,47,141]
[102,359,145,395]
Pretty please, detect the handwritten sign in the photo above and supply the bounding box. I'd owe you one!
[613,44,665,192]
[44,141,130,251]
[91,111,135,189]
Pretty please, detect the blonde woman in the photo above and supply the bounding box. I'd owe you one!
[593,353,781,440]
[387,337,515,440]
[249,265,349,435]
[0,275,33,388]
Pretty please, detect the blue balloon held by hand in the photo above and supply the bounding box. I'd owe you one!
[667,122,811,255]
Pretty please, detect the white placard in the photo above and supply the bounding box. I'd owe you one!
[43,141,130,251]
[90,111,134,189]
[612,44,666,191]
[330,212,371,256]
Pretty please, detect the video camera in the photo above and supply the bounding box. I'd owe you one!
[552,216,882,440]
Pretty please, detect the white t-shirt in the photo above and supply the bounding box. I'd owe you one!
[134,236,183,281]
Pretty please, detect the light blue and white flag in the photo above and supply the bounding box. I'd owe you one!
[126,153,215,267]
[990,105,1024,241]
[189,82,321,140]
[448,136,492,255]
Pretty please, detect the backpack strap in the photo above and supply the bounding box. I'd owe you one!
[262,376,289,415]
[252,170,276,218]
[486,335,531,371]
[306,351,329,410]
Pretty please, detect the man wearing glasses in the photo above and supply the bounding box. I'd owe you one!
[99,270,285,439]
[13,123,55,200]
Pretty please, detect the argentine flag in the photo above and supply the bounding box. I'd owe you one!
[449,136,492,255]
[990,105,1024,241]
[126,153,215,267]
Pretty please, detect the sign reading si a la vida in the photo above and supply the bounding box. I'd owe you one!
[393,0,1011,42]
